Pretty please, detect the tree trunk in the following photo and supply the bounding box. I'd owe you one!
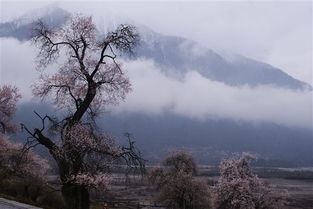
[62,183,90,209]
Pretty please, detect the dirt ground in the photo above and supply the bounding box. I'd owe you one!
[95,173,313,209]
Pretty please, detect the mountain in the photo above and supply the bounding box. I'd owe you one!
[2,7,312,167]
[13,103,313,167]
[0,6,70,40]
[136,27,311,89]
[0,6,311,89]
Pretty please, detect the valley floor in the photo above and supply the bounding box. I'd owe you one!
[99,168,313,209]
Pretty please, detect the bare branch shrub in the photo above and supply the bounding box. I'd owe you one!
[149,151,212,209]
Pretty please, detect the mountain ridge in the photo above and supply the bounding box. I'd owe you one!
[0,6,311,89]
[134,28,311,89]
[13,102,313,167]
[0,7,70,40]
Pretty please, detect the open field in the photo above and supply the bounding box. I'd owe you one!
[265,178,313,209]
[1,166,312,209]
[91,166,313,209]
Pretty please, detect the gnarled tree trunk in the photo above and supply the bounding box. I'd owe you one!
[62,183,90,209]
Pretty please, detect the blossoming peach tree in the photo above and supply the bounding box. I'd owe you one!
[22,15,144,209]
[0,85,20,133]
[213,153,288,209]
[0,85,49,181]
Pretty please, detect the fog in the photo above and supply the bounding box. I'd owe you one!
[1,39,311,129]
[113,59,312,129]
[0,38,37,100]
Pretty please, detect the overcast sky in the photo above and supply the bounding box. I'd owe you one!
[1,0,312,84]
[0,1,312,128]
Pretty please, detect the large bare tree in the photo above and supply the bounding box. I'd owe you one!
[149,151,212,209]
[23,15,144,209]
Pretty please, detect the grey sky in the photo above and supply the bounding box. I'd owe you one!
[1,0,312,84]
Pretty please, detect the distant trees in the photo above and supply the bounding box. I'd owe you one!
[213,153,288,209]
[149,151,212,209]
[22,15,144,209]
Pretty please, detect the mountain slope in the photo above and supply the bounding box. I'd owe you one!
[136,27,310,89]
[0,6,70,40]
[14,103,313,166]
[0,6,311,89]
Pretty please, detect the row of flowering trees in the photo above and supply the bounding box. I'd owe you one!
[1,14,288,209]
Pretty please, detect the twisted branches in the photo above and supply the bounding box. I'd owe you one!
[32,16,135,123]
[24,15,145,201]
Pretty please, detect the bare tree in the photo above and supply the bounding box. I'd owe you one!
[149,151,212,209]
[213,153,288,209]
[22,15,144,209]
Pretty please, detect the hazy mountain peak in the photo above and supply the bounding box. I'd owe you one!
[21,6,68,22]
[0,6,311,90]
[0,6,70,40]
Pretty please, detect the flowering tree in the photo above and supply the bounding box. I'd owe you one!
[149,151,212,209]
[0,85,49,181]
[213,153,288,209]
[22,15,144,209]
[0,85,21,133]
[0,135,49,181]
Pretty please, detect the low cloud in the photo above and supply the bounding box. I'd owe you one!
[0,38,38,102]
[1,39,311,129]
[113,59,312,129]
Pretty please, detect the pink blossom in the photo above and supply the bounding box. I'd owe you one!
[32,16,132,117]
[0,85,21,133]
[0,134,50,180]
[71,172,112,190]
[63,123,123,155]
[213,153,288,209]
